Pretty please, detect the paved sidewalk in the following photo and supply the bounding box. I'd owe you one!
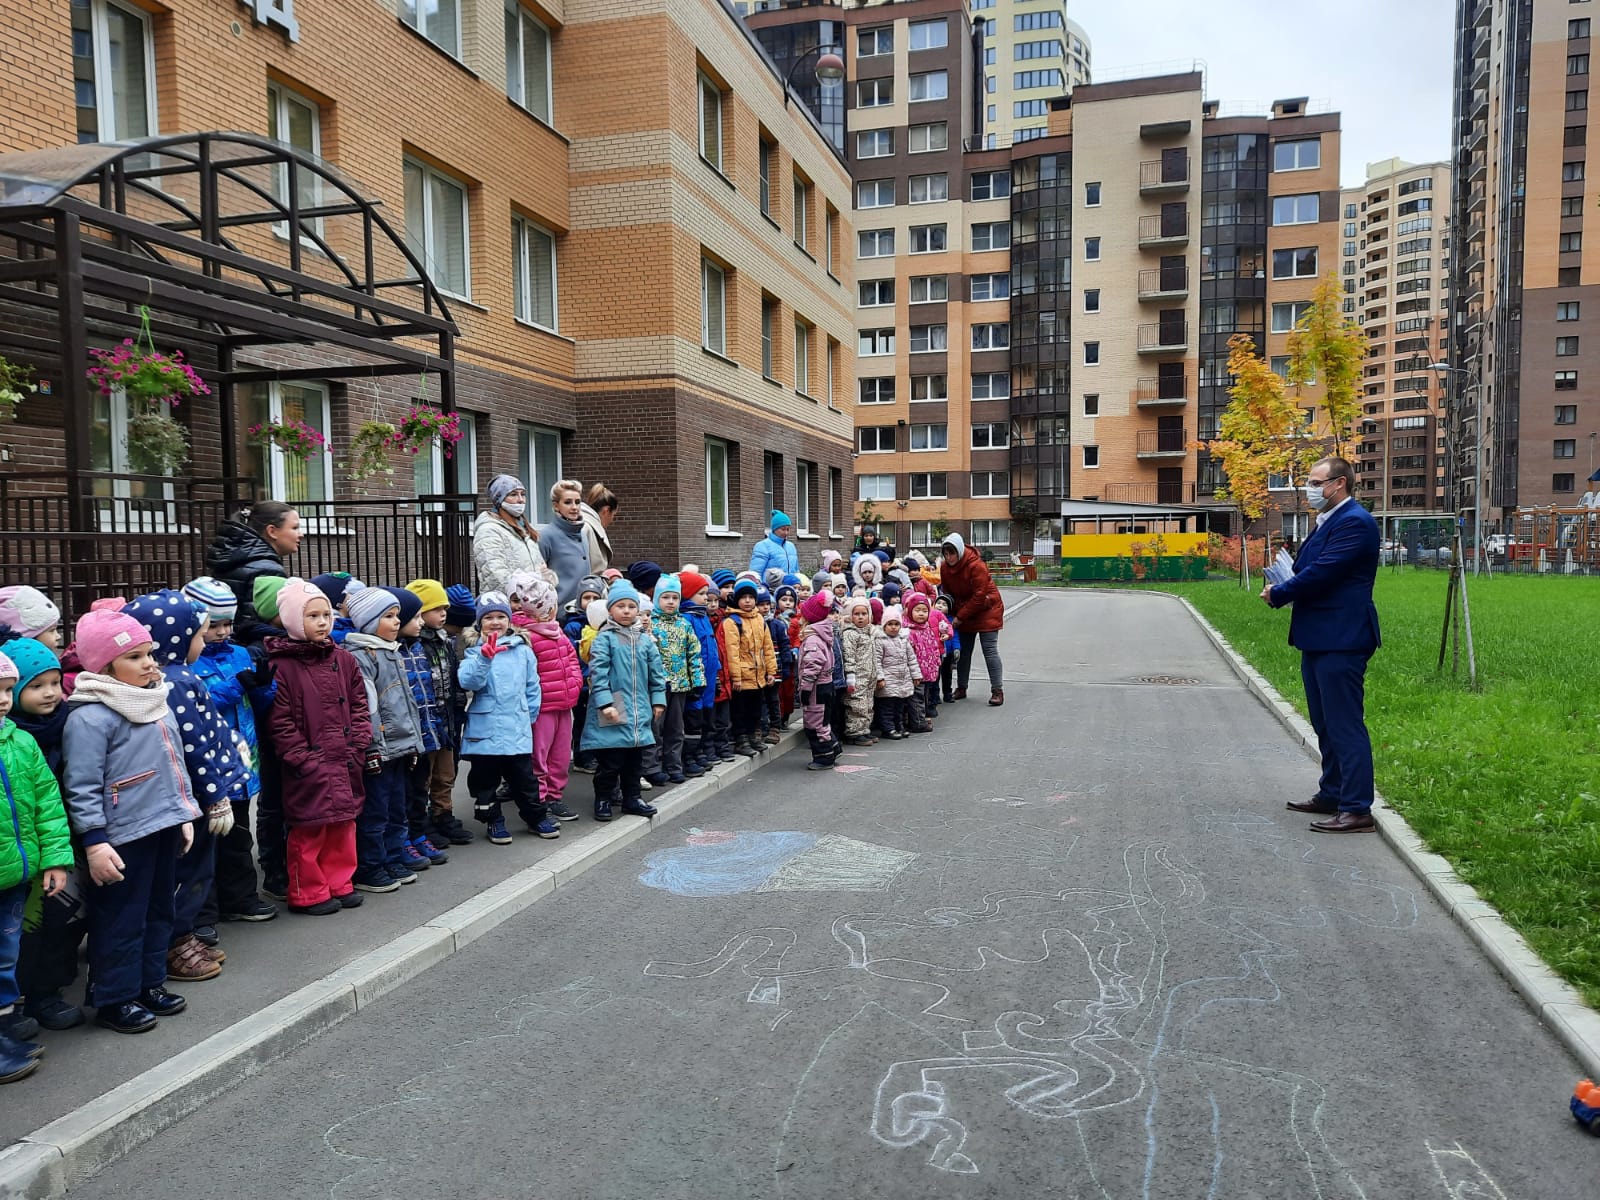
[50,590,1594,1200]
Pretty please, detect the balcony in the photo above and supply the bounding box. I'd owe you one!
[1139,158,1190,193]
[1104,481,1197,505]
[1138,212,1189,247]
[1137,265,1189,300]
[1136,375,1190,407]
[1136,427,1190,459]
[1137,321,1189,354]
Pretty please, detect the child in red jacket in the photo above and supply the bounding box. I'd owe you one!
[515,577,582,823]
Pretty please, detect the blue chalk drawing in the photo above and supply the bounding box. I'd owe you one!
[640,831,819,897]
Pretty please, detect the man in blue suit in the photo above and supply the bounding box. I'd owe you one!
[1262,456,1380,833]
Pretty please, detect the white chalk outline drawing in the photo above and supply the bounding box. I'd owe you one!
[1425,1139,1511,1200]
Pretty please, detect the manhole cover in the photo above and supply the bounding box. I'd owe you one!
[1133,674,1202,686]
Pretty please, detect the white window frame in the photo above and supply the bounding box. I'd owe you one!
[857,78,892,107]
[972,372,1010,400]
[972,222,1010,251]
[910,472,948,500]
[243,381,334,510]
[267,81,322,242]
[909,173,948,204]
[82,0,159,143]
[908,122,948,154]
[971,422,1010,449]
[1084,181,1102,206]
[910,275,947,303]
[909,324,948,353]
[1082,444,1100,468]
[909,18,948,50]
[404,157,472,300]
[416,410,479,502]
[857,26,892,57]
[859,279,895,307]
[970,472,1010,499]
[796,460,814,533]
[971,273,1009,301]
[859,328,895,357]
[971,519,1009,546]
[859,228,895,258]
[856,179,895,209]
[1272,194,1320,226]
[504,0,553,123]
[1273,139,1321,171]
[793,175,810,249]
[401,0,462,59]
[1083,236,1100,261]
[699,72,724,171]
[909,224,947,254]
[910,423,948,452]
[857,129,894,159]
[909,70,949,102]
[705,437,731,533]
[701,258,727,355]
[859,378,895,405]
[794,320,810,394]
[512,215,558,332]
[1272,246,1319,279]
[857,474,896,501]
[1271,300,1312,333]
[518,423,564,525]
[910,373,948,402]
[971,170,1012,201]
[972,323,1009,351]
[858,427,895,454]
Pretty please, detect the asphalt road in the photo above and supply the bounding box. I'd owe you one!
[66,591,1593,1199]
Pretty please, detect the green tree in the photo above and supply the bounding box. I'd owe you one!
[1287,273,1365,459]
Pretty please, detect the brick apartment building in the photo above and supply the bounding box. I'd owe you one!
[0,0,855,604]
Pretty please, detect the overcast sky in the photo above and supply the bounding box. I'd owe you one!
[1079,0,1455,187]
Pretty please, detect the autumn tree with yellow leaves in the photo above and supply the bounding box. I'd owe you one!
[1286,273,1366,458]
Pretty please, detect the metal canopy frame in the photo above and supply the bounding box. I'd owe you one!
[0,131,460,522]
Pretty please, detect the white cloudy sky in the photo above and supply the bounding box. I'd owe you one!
[1079,0,1455,186]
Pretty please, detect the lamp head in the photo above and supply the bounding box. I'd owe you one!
[815,52,845,84]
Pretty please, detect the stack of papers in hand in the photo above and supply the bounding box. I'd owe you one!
[1263,549,1296,588]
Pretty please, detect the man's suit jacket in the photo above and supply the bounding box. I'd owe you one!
[1268,499,1381,653]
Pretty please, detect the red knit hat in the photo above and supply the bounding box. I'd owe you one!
[678,571,713,603]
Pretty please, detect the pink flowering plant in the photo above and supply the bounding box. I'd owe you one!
[389,407,463,458]
[85,339,210,408]
[249,418,328,462]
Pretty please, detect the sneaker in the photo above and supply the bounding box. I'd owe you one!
[593,799,614,823]
[388,863,420,885]
[487,818,513,846]
[548,800,580,822]
[431,814,474,845]
[806,759,833,771]
[734,739,760,758]
[667,772,687,784]
[683,762,706,778]
[0,1011,40,1042]
[413,836,449,865]
[193,925,220,948]
[572,759,598,774]
[0,1048,40,1083]
[261,876,289,902]
[94,1001,157,1036]
[289,897,342,916]
[716,746,739,763]
[166,936,222,982]
[643,772,671,787]
[619,797,658,818]
[352,867,401,894]
[219,896,278,922]
[763,730,783,744]
[530,817,561,840]
[639,777,654,791]
[334,890,364,908]
[398,843,431,872]
[24,994,84,1032]
[0,1031,41,1059]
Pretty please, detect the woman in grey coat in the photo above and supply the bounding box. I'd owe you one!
[540,479,593,609]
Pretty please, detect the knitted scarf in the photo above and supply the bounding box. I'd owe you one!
[68,671,172,724]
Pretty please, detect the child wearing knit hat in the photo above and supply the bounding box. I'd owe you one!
[840,597,880,746]
[264,580,369,914]
[406,580,472,847]
[61,609,203,1033]
[676,571,725,774]
[873,605,922,739]
[0,586,63,652]
[577,580,666,821]
[391,589,453,868]
[795,593,842,770]
[641,574,704,786]
[721,579,778,758]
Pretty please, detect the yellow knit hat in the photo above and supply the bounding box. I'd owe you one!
[406,578,448,613]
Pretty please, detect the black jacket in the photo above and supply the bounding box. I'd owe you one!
[204,519,285,625]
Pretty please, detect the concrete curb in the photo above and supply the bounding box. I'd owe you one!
[0,731,804,1200]
[1160,590,1600,1081]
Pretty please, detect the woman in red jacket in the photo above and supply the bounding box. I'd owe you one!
[938,533,1006,706]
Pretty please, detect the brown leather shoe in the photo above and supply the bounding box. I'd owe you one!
[201,942,226,964]
[988,689,1004,706]
[1286,797,1339,815]
[166,936,223,982]
[1309,810,1376,834]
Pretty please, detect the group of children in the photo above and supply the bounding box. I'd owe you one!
[0,539,965,1083]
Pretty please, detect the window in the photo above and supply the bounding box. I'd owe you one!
[1571,89,1591,111]
[972,222,1010,251]
[970,520,1008,546]
[1084,181,1101,206]
[793,175,810,249]
[404,158,470,298]
[909,173,948,204]
[972,323,1009,350]
[1015,9,1063,30]
[1573,18,1592,38]
[857,178,896,206]
[908,122,948,153]
[910,275,948,303]
[1272,194,1320,225]
[971,170,1012,201]
[504,2,552,121]
[1273,139,1321,171]
[909,18,948,50]
[910,324,948,353]
[1568,124,1589,146]
[1014,69,1064,90]
[825,207,838,275]
[859,229,894,257]
[1082,445,1100,468]
[517,425,563,524]
[511,216,557,330]
[1556,404,1578,424]
[1083,393,1099,416]
[858,26,892,57]
[828,466,842,533]
[1555,439,1578,458]
[910,224,947,253]
[859,279,895,307]
[760,296,778,377]
[857,474,896,501]
[1015,39,1064,59]
[972,373,1010,399]
[971,273,1010,301]
[74,0,157,143]
[699,72,724,170]
[857,129,894,158]
[705,438,731,532]
[795,460,814,533]
[416,410,479,502]
[758,138,774,216]
[1553,370,1576,390]
[909,70,949,102]
[267,82,320,238]
[1271,301,1312,332]
[1084,236,1100,261]
[1564,196,1585,216]
[1555,473,1578,492]
[701,258,726,354]
[1561,231,1584,252]
[844,371,894,409]
[859,328,895,356]
[794,321,810,393]
[1014,99,1048,118]
[1273,247,1319,278]
[857,78,892,107]
[1083,341,1099,365]
[1559,301,1582,322]
[910,473,948,500]
[971,422,1009,449]
[1083,288,1100,313]
[1558,336,1581,356]
[971,471,1010,498]
[1398,197,1432,216]
[401,0,461,58]
[910,374,948,401]
[243,382,332,505]
[910,423,948,451]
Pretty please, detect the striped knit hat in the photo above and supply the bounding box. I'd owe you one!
[182,576,238,622]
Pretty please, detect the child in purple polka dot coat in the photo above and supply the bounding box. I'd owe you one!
[121,591,251,981]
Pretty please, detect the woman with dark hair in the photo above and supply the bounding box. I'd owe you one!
[580,482,618,572]
[204,500,302,626]
[939,533,1006,706]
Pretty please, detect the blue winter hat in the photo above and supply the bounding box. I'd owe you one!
[711,569,737,588]
[385,585,423,628]
[732,578,760,600]
[780,573,802,587]
[122,590,203,666]
[347,585,401,634]
[756,588,774,605]
[655,573,682,598]
[475,592,513,625]
[774,585,797,606]
[3,636,62,694]
[881,582,903,604]
[606,579,642,610]
[770,510,792,532]
[625,560,663,595]
[445,583,477,628]
[311,572,361,609]
[873,549,891,564]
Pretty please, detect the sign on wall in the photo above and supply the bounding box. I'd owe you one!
[240,0,300,42]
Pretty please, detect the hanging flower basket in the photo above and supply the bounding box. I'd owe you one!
[389,406,463,458]
[86,340,209,407]
[346,419,399,481]
[126,409,191,475]
[0,354,35,422]
[249,418,328,462]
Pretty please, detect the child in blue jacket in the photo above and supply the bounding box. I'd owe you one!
[578,581,665,823]
[678,572,722,777]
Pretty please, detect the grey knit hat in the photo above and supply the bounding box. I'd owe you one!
[487,474,525,510]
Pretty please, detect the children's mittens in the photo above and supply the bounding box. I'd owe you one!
[207,801,236,837]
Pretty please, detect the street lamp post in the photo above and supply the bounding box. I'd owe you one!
[782,45,845,111]
[1430,361,1484,575]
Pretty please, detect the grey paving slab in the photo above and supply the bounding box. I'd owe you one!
[58,592,1596,1200]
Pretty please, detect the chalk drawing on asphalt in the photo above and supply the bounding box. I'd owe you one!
[1425,1139,1510,1200]
[638,829,919,898]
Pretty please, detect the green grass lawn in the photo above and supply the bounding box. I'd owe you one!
[1148,571,1600,1007]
